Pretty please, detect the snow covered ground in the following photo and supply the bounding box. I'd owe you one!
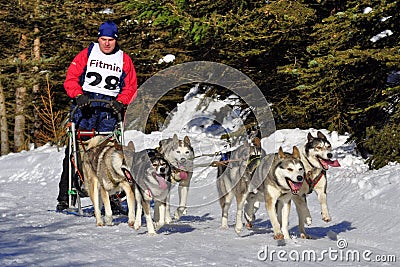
[1,92,399,266]
[0,127,399,266]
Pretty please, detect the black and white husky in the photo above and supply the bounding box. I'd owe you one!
[292,131,340,238]
[128,148,171,235]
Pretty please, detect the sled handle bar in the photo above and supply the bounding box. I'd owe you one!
[70,99,123,122]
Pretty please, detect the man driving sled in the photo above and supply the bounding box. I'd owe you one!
[56,21,137,211]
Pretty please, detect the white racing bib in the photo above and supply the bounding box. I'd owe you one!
[82,43,123,97]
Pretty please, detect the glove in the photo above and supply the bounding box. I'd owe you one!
[110,100,124,114]
[76,94,90,108]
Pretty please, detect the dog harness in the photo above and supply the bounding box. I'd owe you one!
[305,169,326,194]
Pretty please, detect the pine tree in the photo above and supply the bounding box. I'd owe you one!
[277,0,400,168]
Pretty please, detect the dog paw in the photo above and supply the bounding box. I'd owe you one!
[273,233,285,240]
[105,217,113,226]
[174,207,186,220]
[134,223,141,230]
[234,225,243,234]
[148,232,157,236]
[96,222,104,227]
[321,212,331,222]
[155,222,165,230]
[220,224,229,230]
[306,217,312,226]
[245,222,253,229]
[322,216,331,222]
[128,221,135,228]
[300,233,312,239]
[174,210,181,220]
[165,216,172,224]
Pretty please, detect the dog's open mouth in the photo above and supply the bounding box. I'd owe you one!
[286,178,303,195]
[152,172,168,190]
[318,157,341,170]
[174,162,189,180]
[121,167,134,184]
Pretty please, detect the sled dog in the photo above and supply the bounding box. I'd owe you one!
[292,131,340,238]
[81,136,135,227]
[245,146,306,239]
[130,149,171,235]
[216,138,262,233]
[158,134,194,222]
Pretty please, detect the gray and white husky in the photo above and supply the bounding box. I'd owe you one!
[81,136,136,227]
[158,134,195,222]
[245,146,306,239]
[128,148,171,235]
[216,137,262,234]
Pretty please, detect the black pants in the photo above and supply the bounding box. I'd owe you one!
[57,146,70,202]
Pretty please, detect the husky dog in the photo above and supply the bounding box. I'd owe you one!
[245,146,306,239]
[292,131,340,238]
[81,136,135,227]
[129,149,171,235]
[158,134,194,222]
[216,138,262,233]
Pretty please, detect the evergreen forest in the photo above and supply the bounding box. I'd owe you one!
[1,0,399,169]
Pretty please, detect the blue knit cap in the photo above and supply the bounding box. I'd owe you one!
[98,21,118,39]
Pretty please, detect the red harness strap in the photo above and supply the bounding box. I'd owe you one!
[305,170,326,194]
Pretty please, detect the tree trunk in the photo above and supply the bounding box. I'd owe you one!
[0,79,9,155]
[32,25,42,147]
[14,33,28,152]
[14,86,27,152]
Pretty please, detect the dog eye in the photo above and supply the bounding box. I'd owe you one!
[287,168,293,171]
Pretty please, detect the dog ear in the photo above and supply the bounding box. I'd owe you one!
[292,146,300,159]
[173,134,179,147]
[127,141,135,152]
[158,140,165,151]
[307,132,314,141]
[278,147,285,158]
[184,136,191,146]
[317,131,326,140]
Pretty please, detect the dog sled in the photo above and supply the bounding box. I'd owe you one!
[66,99,125,214]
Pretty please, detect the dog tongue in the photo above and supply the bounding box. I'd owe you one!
[320,159,341,169]
[288,180,303,194]
[292,181,303,191]
[153,173,168,190]
[328,159,341,167]
[179,171,188,180]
